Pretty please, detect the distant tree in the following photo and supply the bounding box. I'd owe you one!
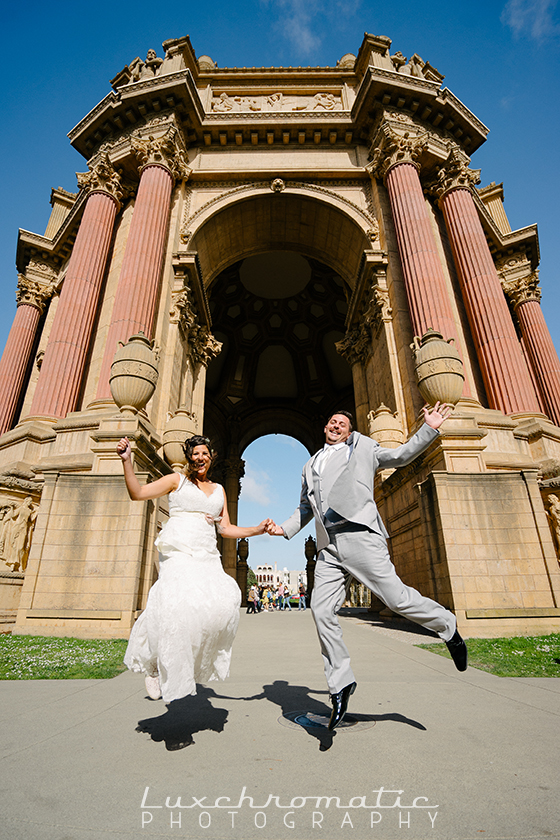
[247,567,257,589]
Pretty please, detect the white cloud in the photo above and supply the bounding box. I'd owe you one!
[501,0,560,41]
[260,0,362,57]
[240,462,273,506]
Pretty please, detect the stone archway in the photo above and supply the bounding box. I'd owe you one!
[185,190,373,576]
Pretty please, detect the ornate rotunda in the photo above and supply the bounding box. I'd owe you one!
[0,33,559,639]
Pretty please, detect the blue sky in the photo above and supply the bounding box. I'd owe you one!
[1,1,559,569]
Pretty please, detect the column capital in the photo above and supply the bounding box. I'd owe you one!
[502,270,542,308]
[15,274,56,313]
[428,146,481,202]
[367,121,428,181]
[131,125,191,183]
[76,152,124,207]
[189,327,223,367]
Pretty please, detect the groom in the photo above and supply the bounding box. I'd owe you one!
[266,404,467,729]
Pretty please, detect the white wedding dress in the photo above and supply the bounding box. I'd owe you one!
[124,477,241,702]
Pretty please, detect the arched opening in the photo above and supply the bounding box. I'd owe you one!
[237,433,315,577]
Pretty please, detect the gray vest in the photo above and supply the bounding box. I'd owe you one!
[312,447,349,522]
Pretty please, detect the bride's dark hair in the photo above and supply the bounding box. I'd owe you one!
[182,435,216,481]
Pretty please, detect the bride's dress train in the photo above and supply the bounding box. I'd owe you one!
[124,477,241,702]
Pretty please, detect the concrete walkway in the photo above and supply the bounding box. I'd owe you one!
[1,609,559,840]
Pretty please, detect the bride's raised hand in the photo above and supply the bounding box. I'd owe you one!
[116,437,131,461]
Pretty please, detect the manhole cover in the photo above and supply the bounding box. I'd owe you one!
[279,710,376,732]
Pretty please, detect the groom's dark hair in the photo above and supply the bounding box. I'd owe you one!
[326,410,354,431]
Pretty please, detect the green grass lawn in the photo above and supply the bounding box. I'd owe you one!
[417,633,560,677]
[0,635,128,680]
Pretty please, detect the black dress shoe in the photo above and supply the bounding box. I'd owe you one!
[328,681,357,730]
[445,630,468,671]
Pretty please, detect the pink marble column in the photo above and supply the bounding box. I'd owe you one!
[385,162,472,398]
[29,191,118,419]
[441,187,540,415]
[96,164,173,399]
[516,298,560,426]
[0,301,43,434]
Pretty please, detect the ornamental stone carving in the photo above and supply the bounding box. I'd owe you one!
[131,126,191,183]
[163,406,198,470]
[0,496,38,572]
[411,328,464,405]
[210,91,343,113]
[109,331,159,415]
[15,274,56,313]
[169,283,198,333]
[76,152,124,206]
[189,327,223,367]
[335,327,371,366]
[545,493,560,557]
[428,146,481,201]
[367,123,428,180]
[367,404,405,447]
[501,271,542,308]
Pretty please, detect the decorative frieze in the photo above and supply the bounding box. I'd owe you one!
[210,91,343,113]
[76,152,124,206]
[131,125,191,183]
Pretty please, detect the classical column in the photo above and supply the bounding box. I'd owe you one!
[96,127,191,399]
[28,155,122,419]
[435,148,540,415]
[222,456,245,580]
[369,125,465,351]
[0,275,55,434]
[503,272,560,426]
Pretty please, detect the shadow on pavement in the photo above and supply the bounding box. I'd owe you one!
[136,685,229,751]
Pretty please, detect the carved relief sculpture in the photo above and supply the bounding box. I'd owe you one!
[0,497,38,572]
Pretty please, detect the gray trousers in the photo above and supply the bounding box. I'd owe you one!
[310,524,456,694]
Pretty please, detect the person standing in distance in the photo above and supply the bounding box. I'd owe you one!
[266,404,467,730]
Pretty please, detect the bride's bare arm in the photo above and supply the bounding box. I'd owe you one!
[116,437,180,500]
[216,488,270,538]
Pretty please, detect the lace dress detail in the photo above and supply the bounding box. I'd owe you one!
[124,477,241,702]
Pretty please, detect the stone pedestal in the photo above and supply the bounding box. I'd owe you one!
[13,416,168,639]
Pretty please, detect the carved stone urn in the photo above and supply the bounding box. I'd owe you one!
[367,403,405,447]
[109,332,159,415]
[411,328,464,405]
[163,406,198,470]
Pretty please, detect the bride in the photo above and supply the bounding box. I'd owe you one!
[116,434,269,702]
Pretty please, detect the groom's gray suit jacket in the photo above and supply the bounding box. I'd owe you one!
[281,424,439,551]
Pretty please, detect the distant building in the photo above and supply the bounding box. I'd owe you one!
[254,563,306,592]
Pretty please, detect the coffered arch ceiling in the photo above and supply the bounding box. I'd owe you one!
[189,191,370,290]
